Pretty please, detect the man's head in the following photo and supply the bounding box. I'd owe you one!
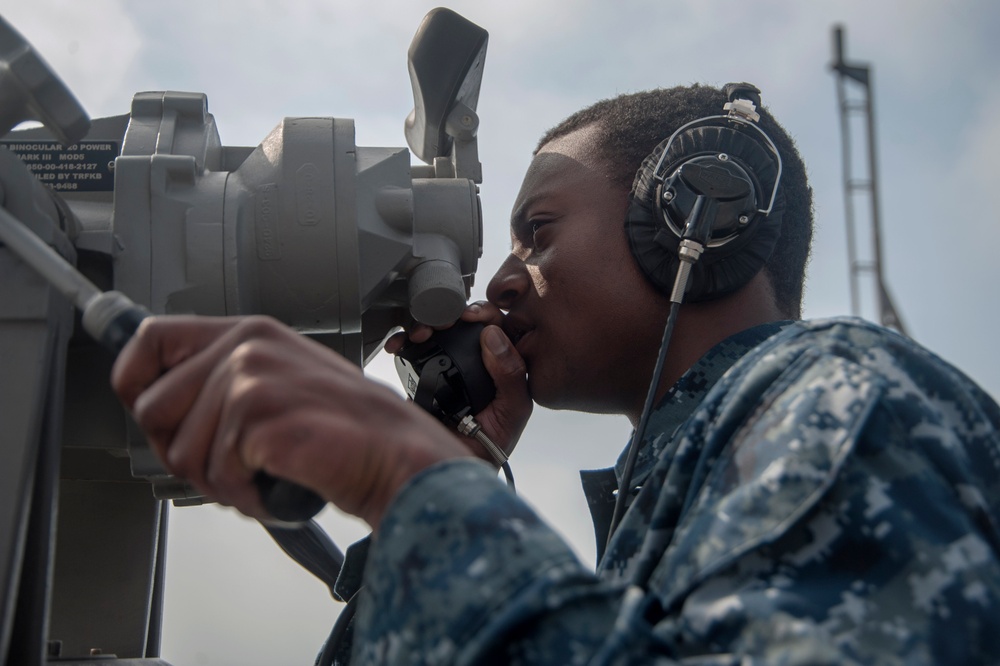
[535,84,813,319]
[487,84,812,419]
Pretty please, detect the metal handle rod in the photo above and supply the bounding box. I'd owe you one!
[0,206,100,311]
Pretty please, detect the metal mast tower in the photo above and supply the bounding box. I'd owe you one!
[829,25,908,335]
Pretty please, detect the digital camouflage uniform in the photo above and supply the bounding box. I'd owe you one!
[351,318,1000,664]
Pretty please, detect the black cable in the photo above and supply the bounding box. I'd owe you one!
[501,460,516,492]
[264,520,345,599]
[605,300,682,553]
[316,592,360,666]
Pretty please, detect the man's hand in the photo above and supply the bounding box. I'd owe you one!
[111,315,473,529]
[385,301,533,465]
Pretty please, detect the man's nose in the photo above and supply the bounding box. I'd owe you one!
[486,254,530,310]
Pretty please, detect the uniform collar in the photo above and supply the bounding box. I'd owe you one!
[580,320,792,564]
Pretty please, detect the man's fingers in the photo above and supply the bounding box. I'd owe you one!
[239,405,431,527]
[481,325,528,388]
[461,301,506,327]
[107,312,470,528]
[125,323,255,473]
[172,344,278,506]
[385,303,501,356]
[129,344,224,465]
[112,315,238,410]
[114,316,307,482]
[476,325,532,454]
[383,321,437,355]
[122,319,260,462]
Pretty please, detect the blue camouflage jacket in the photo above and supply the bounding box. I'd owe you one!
[352,318,1000,664]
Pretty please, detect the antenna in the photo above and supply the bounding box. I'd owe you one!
[830,25,908,335]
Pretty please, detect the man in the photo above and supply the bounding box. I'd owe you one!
[112,84,1000,663]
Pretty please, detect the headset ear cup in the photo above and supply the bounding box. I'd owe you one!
[626,125,784,302]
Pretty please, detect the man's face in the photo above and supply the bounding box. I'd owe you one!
[486,125,669,414]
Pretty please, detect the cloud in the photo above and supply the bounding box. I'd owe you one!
[2,0,142,117]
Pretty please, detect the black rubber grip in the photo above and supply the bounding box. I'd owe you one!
[253,471,327,523]
[98,305,150,355]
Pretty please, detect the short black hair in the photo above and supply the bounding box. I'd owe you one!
[535,84,813,318]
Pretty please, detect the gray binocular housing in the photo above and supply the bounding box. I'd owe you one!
[0,8,489,663]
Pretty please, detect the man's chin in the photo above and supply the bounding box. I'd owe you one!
[527,374,624,415]
[527,374,584,412]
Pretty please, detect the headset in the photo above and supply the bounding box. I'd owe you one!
[607,82,785,545]
[625,82,784,303]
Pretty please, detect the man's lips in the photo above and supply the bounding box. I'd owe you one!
[501,316,534,350]
[512,329,533,354]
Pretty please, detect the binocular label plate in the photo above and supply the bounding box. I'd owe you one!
[0,140,119,192]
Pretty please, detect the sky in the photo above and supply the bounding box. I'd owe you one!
[3,1,999,664]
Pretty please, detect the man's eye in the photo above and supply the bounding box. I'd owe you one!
[530,220,548,234]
